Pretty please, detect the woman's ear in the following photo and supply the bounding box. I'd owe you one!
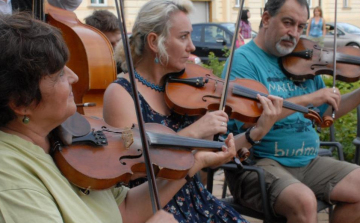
[8,100,34,117]
[147,32,159,53]
[8,102,27,116]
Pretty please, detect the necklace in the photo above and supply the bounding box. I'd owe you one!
[134,69,165,92]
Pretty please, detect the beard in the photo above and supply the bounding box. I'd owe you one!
[275,35,297,56]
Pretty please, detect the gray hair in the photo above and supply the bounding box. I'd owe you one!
[260,0,309,28]
[115,0,194,71]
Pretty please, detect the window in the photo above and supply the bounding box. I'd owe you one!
[204,26,231,45]
[91,0,107,6]
[191,26,202,43]
[204,26,217,44]
[343,0,349,7]
[235,0,240,7]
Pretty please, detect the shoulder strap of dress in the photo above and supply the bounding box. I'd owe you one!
[114,78,134,98]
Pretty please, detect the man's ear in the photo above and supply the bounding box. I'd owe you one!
[147,32,159,53]
[262,11,271,28]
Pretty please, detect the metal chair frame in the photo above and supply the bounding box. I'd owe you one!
[207,141,344,223]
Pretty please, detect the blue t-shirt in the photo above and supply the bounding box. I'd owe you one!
[221,40,328,167]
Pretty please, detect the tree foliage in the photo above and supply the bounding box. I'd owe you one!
[319,77,360,162]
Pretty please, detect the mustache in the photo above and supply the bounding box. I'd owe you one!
[280,35,297,45]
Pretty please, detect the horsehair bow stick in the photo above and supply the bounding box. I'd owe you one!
[115,0,161,212]
[217,0,245,170]
[33,0,45,21]
[331,0,338,119]
[219,0,245,110]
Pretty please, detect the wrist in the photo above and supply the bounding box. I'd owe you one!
[188,159,202,178]
[245,126,262,146]
[249,126,262,141]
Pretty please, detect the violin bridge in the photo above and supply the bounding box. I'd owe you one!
[214,80,218,93]
[122,128,134,148]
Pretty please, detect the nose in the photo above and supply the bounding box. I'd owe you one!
[65,66,79,84]
[288,26,298,39]
[188,38,196,52]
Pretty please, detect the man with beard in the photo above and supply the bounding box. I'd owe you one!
[221,0,360,222]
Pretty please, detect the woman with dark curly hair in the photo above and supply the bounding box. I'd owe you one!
[0,12,242,223]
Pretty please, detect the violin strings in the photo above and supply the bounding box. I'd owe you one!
[146,132,223,150]
[232,85,309,113]
[336,53,360,66]
[183,76,310,114]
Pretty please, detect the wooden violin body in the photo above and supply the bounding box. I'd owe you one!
[280,38,360,82]
[46,4,116,117]
[165,63,265,123]
[52,113,227,190]
[165,63,331,127]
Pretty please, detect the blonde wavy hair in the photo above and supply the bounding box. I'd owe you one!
[114,0,194,71]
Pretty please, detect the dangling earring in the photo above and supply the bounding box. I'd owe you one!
[22,115,30,124]
[154,54,159,64]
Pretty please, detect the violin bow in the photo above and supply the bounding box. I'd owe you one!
[331,0,338,118]
[219,0,245,110]
[216,0,245,168]
[33,0,45,21]
[114,0,161,212]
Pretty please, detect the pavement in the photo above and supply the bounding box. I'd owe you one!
[210,169,330,223]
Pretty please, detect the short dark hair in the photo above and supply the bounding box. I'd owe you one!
[0,13,69,126]
[85,10,120,33]
[260,0,309,27]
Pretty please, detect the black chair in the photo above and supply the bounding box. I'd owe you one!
[353,105,360,165]
[207,140,344,223]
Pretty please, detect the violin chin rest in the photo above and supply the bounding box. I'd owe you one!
[57,125,73,146]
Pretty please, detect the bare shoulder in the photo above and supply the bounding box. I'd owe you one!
[103,80,137,128]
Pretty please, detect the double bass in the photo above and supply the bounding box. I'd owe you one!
[46,4,117,117]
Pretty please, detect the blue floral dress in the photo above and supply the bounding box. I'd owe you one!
[115,78,249,223]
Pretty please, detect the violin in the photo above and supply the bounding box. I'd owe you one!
[280,38,360,82]
[52,113,235,190]
[165,63,332,128]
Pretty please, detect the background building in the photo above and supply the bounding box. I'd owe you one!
[73,0,360,34]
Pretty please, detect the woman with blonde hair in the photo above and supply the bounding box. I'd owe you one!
[306,6,326,47]
[104,0,283,222]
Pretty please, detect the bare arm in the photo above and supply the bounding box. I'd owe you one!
[323,88,360,119]
[104,79,238,223]
[103,82,138,128]
[322,18,326,37]
[234,95,283,151]
[306,18,312,36]
[270,87,342,122]
[118,133,237,223]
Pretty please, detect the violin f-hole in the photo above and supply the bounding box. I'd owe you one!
[119,149,143,165]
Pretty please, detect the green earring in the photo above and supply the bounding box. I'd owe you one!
[22,115,30,124]
[154,55,159,64]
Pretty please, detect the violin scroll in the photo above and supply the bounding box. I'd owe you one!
[304,110,333,129]
[320,115,334,128]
